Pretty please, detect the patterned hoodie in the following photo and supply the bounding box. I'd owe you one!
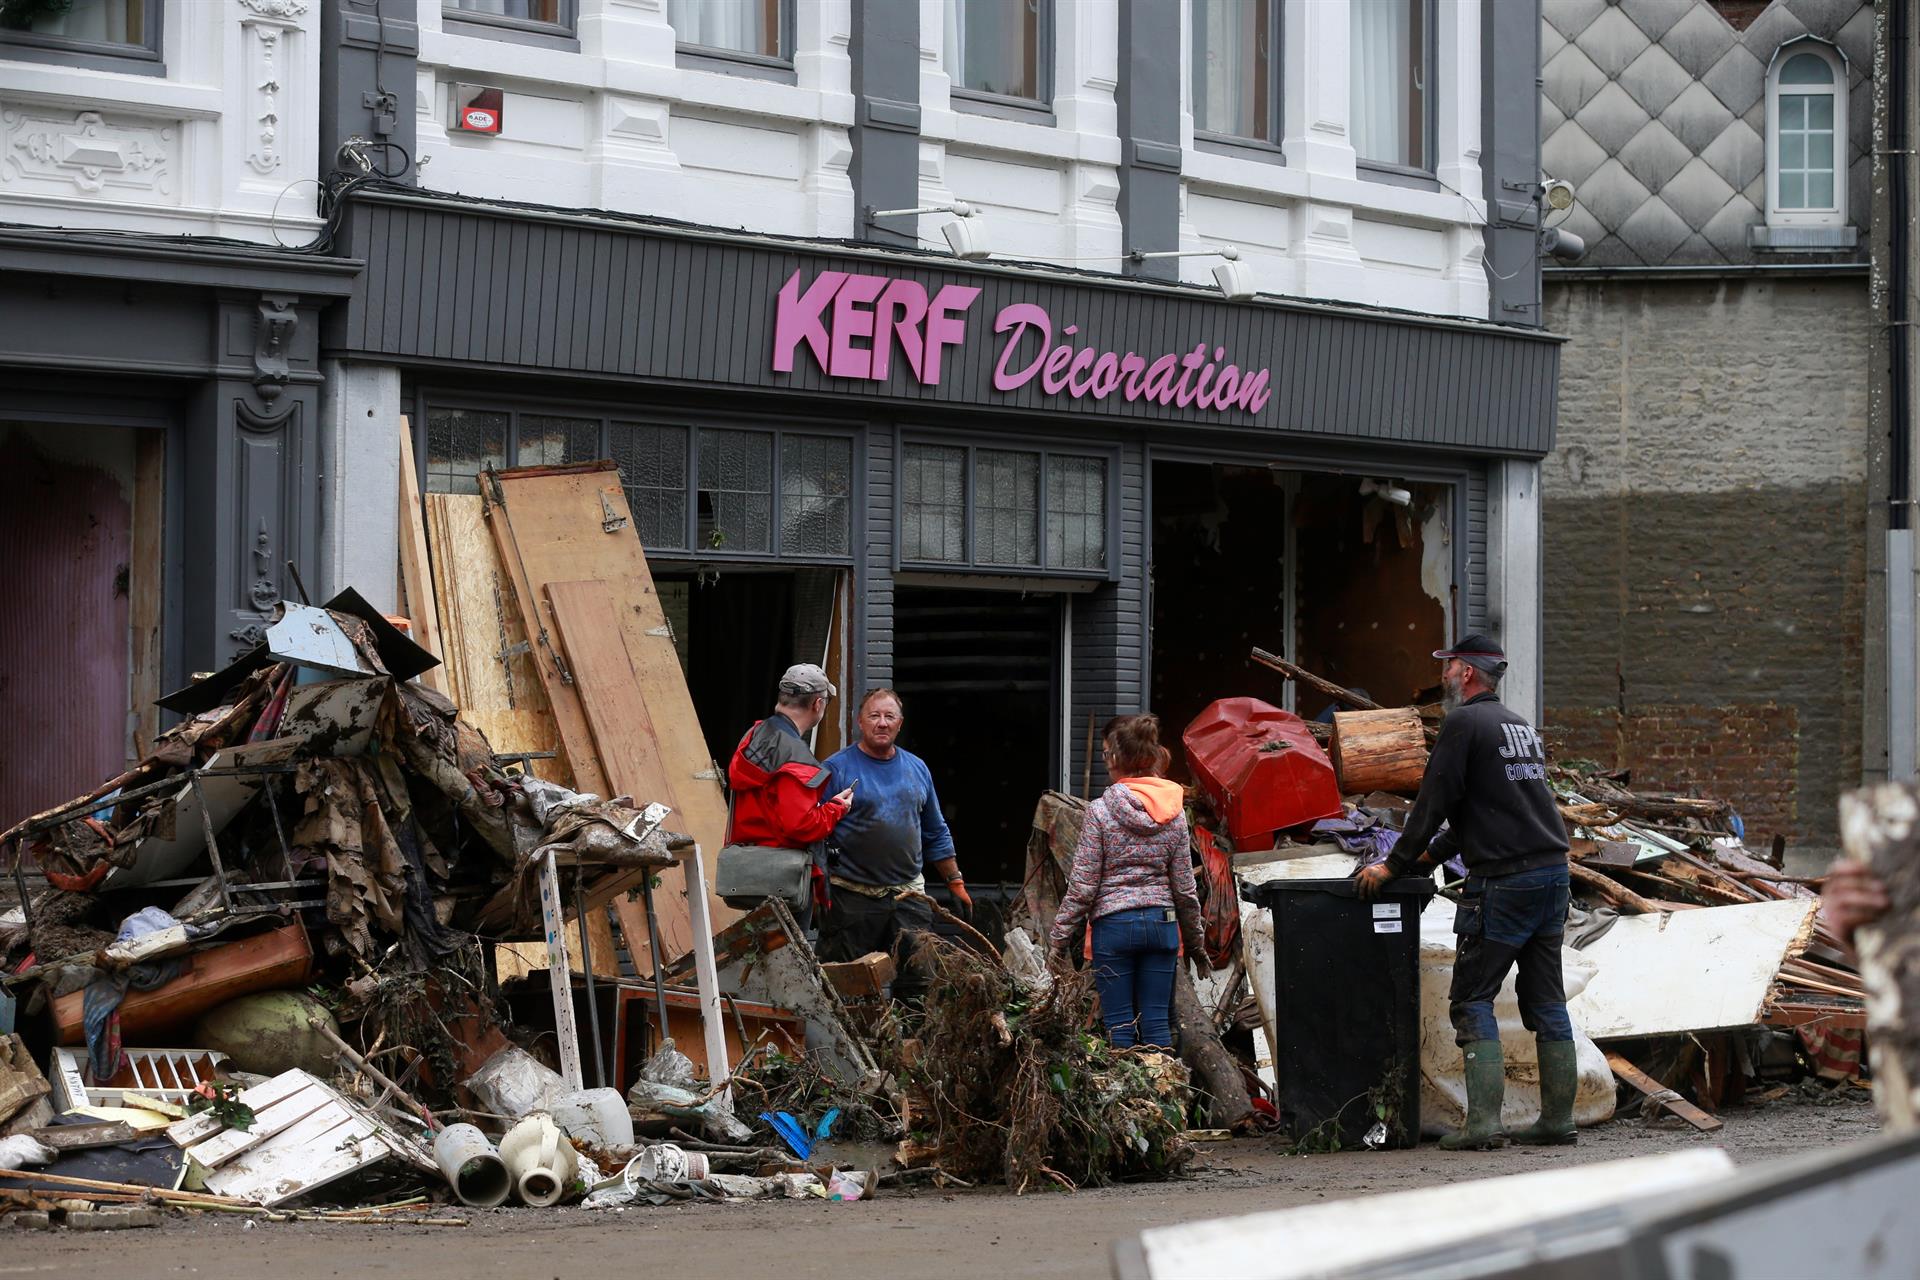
[1049,778,1204,955]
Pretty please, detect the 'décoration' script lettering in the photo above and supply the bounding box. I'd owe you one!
[770,269,1272,416]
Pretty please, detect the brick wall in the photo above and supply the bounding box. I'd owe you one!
[1542,277,1870,852]
[1545,704,1800,844]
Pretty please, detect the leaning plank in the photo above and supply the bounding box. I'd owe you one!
[1605,1051,1724,1133]
[396,417,446,693]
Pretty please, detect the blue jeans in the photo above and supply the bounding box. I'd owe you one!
[1090,907,1179,1049]
[1449,865,1574,1045]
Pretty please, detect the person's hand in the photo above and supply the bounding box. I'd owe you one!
[1822,858,1890,951]
[1049,938,1075,965]
[830,786,855,808]
[1354,862,1394,901]
[1188,949,1213,980]
[946,879,974,918]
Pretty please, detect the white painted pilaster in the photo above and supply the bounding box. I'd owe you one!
[1487,458,1543,727]
[318,360,401,612]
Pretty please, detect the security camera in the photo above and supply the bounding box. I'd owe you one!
[1542,177,1576,212]
[1360,477,1412,507]
[1541,227,1586,263]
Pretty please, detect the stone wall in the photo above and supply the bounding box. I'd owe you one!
[1542,275,1869,852]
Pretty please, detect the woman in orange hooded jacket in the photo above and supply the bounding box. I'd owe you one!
[1049,714,1205,1049]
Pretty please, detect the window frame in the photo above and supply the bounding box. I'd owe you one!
[671,0,796,80]
[947,0,1055,120]
[895,432,1119,581]
[1189,0,1283,157]
[1351,0,1438,184]
[0,0,164,75]
[413,392,857,567]
[1764,38,1849,230]
[441,0,578,51]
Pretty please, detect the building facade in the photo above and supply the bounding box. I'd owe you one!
[1537,0,1883,858]
[3,1,1562,888]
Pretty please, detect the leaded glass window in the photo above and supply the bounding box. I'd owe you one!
[1046,455,1106,571]
[902,444,967,563]
[518,415,600,467]
[780,435,853,557]
[974,449,1040,566]
[697,428,774,553]
[610,422,689,550]
[424,408,507,496]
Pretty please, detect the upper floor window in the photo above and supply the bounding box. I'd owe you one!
[670,0,789,63]
[0,0,161,71]
[444,0,575,42]
[1350,0,1431,172]
[945,0,1050,108]
[1191,0,1278,146]
[1766,42,1848,229]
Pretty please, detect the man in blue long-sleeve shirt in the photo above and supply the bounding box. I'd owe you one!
[820,689,969,1005]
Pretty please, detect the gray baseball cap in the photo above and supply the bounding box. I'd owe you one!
[779,663,837,699]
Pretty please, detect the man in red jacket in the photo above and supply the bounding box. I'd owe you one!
[726,664,853,927]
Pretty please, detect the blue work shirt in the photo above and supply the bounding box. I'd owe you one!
[821,744,956,888]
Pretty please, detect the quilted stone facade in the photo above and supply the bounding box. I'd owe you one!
[1542,0,1874,266]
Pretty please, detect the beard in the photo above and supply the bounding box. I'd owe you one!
[1441,675,1465,712]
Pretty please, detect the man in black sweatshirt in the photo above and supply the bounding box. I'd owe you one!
[1356,633,1574,1151]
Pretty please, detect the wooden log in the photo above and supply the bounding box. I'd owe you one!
[1170,966,1254,1133]
[1249,648,1383,711]
[1605,1051,1724,1133]
[1568,861,1664,916]
[1329,708,1427,795]
[1836,783,1920,1130]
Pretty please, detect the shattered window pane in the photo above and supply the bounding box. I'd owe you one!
[902,443,967,563]
[610,422,688,549]
[518,415,601,466]
[973,449,1040,566]
[424,407,507,496]
[696,427,774,553]
[780,434,852,557]
[1047,455,1107,570]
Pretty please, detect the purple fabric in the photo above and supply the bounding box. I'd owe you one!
[1316,810,1467,879]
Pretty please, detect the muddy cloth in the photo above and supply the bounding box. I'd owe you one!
[1383,693,1568,881]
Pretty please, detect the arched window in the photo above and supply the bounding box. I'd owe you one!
[1765,40,1848,229]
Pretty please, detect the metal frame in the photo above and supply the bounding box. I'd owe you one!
[0,0,165,75]
[412,388,860,568]
[894,426,1121,581]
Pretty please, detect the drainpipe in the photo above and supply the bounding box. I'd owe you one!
[1889,0,1915,782]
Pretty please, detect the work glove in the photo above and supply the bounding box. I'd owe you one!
[1354,861,1394,901]
[946,879,974,918]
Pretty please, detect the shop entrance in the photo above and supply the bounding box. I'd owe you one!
[1150,460,1452,780]
[891,585,1060,889]
[657,567,848,770]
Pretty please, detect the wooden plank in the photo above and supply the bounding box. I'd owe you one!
[30,1121,136,1151]
[129,428,165,760]
[1605,1051,1724,1134]
[52,923,313,1044]
[200,1100,388,1207]
[484,463,736,957]
[166,1112,225,1148]
[396,416,446,693]
[184,1084,332,1170]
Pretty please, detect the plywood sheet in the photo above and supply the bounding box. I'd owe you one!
[483,463,736,961]
[395,418,445,693]
[1566,898,1819,1040]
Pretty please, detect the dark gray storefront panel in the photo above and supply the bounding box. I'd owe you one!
[1067,442,1150,793]
[335,196,1561,458]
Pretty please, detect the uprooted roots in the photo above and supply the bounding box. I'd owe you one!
[901,935,1193,1193]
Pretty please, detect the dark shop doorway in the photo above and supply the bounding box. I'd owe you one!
[891,585,1060,889]
[657,567,847,771]
[1150,461,1290,782]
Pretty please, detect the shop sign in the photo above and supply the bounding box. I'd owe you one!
[772,269,1272,415]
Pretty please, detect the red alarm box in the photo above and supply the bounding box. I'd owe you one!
[1183,697,1343,849]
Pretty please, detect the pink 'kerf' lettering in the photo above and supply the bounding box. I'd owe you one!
[874,278,930,382]
[924,285,980,385]
[772,269,847,373]
[828,273,887,379]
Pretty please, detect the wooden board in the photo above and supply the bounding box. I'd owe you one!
[1565,899,1818,1040]
[129,428,165,760]
[1605,1051,1724,1133]
[483,463,736,964]
[52,923,313,1044]
[395,417,445,693]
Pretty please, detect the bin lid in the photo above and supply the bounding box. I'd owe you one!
[1240,875,1438,906]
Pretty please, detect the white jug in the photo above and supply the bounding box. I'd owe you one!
[497,1112,579,1207]
[550,1087,634,1150]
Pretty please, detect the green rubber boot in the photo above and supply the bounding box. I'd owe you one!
[1439,1039,1510,1151]
[1511,1039,1579,1146]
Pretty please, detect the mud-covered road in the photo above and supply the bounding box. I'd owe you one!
[3,1090,1878,1280]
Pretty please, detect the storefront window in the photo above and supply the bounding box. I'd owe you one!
[425,408,508,496]
[902,444,968,563]
[697,427,774,553]
[1046,455,1106,570]
[780,435,852,557]
[975,449,1040,566]
[610,422,688,551]
[518,415,600,467]
[902,441,1109,575]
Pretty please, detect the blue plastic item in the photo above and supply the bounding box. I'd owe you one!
[815,1108,841,1141]
[760,1111,813,1160]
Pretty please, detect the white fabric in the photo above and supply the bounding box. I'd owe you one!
[1350,0,1410,165]
[669,0,763,55]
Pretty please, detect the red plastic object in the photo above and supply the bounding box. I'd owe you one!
[1183,697,1343,848]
